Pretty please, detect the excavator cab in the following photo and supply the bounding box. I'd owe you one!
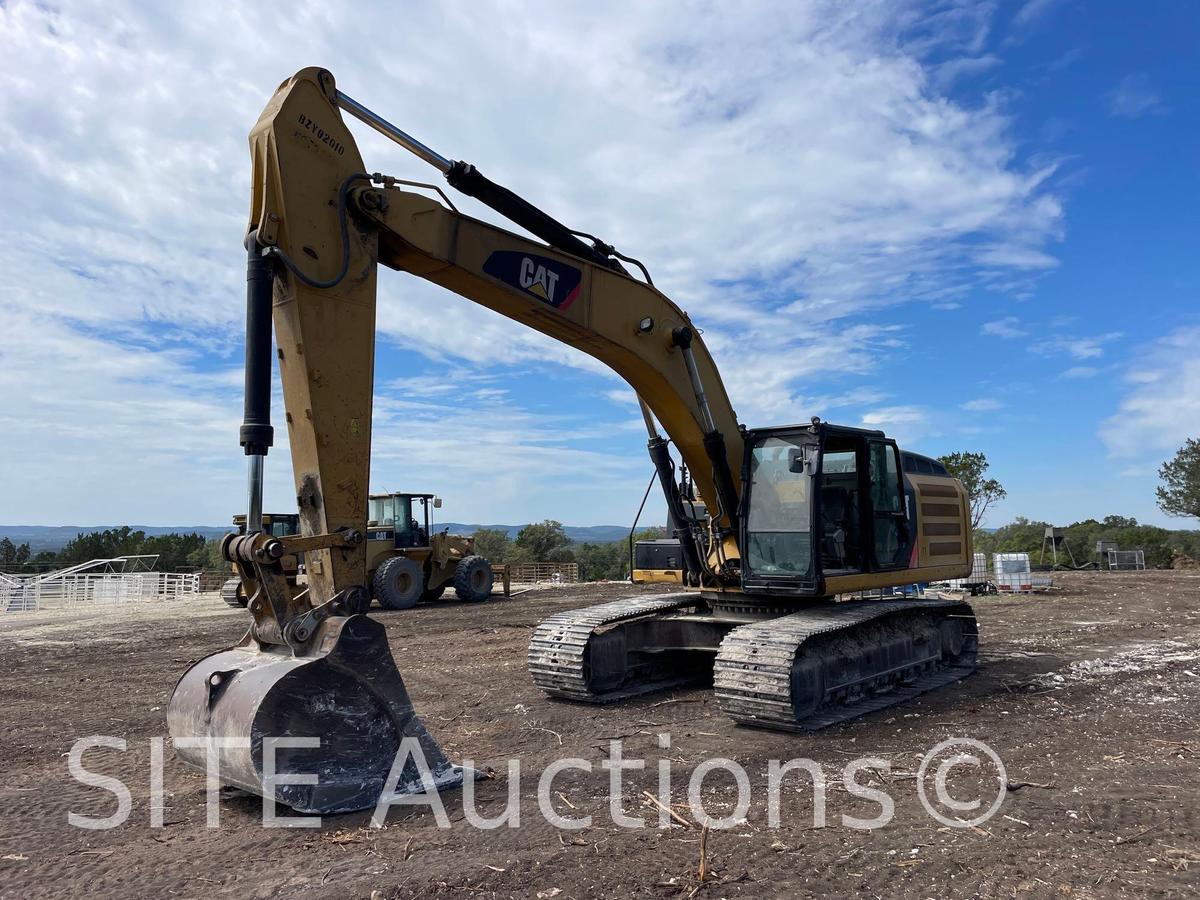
[741,423,911,596]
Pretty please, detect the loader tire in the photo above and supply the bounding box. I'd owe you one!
[373,557,425,610]
[422,583,446,603]
[453,556,493,602]
[343,586,372,616]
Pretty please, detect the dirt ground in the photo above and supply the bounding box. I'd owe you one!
[1,571,1198,899]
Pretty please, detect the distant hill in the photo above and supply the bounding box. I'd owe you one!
[0,522,656,552]
[0,525,231,552]
[437,523,645,543]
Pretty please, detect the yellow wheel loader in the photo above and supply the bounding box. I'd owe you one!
[365,492,493,609]
[221,513,300,608]
[220,498,492,611]
[168,68,977,814]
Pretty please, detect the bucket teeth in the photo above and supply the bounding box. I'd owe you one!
[167,614,465,815]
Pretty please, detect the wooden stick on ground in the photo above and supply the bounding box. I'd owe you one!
[642,791,691,828]
[697,823,710,882]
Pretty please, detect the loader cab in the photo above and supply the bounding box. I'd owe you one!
[367,492,440,549]
[230,513,302,575]
[231,513,300,538]
[740,423,911,595]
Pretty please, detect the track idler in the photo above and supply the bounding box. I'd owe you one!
[167,614,466,815]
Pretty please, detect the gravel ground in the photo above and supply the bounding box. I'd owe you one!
[1,570,1198,898]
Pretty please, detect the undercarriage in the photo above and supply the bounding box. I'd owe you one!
[529,592,978,730]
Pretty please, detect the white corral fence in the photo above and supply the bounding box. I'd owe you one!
[1107,549,1146,571]
[1,557,200,614]
[0,572,35,612]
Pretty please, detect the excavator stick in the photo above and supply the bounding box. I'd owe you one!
[166,68,467,814]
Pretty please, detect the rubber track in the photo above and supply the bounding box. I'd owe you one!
[713,598,977,732]
[528,593,698,702]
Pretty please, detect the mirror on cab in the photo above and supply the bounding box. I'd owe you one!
[787,447,815,475]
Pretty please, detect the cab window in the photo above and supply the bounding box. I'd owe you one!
[745,436,814,578]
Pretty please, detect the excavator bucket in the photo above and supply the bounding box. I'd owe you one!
[167,614,466,815]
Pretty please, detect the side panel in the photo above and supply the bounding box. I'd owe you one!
[909,473,973,574]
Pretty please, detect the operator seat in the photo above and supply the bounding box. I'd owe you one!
[821,486,858,569]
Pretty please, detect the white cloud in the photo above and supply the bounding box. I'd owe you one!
[1125,370,1162,385]
[1100,327,1200,457]
[1118,466,1153,479]
[1013,0,1063,28]
[961,398,1003,412]
[860,405,929,445]
[0,308,248,524]
[0,0,1067,523]
[982,316,1027,338]
[1108,73,1166,119]
[369,388,650,525]
[1034,332,1121,360]
[604,389,640,408]
[1061,365,1099,379]
[931,54,1002,89]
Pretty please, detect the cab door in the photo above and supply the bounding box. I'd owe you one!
[866,439,910,570]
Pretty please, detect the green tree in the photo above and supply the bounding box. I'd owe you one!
[0,537,14,565]
[14,543,30,565]
[1101,515,1139,529]
[58,526,146,564]
[141,532,209,570]
[938,451,1007,529]
[471,528,513,563]
[576,541,628,581]
[202,539,227,569]
[973,514,1179,569]
[633,526,668,542]
[1157,438,1200,521]
[50,528,209,571]
[514,520,572,561]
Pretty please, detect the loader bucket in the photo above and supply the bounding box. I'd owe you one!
[167,614,466,815]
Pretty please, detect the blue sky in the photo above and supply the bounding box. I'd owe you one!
[0,1,1196,529]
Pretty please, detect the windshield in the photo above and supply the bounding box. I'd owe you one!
[269,519,296,537]
[745,435,814,577]
[368,497,394,526]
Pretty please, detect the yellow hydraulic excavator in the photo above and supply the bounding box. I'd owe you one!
[167,67,977,814]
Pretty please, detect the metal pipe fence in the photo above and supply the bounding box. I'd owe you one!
[1,560,200,614]
[1106,549,1146,571]
[506,562,580,584]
